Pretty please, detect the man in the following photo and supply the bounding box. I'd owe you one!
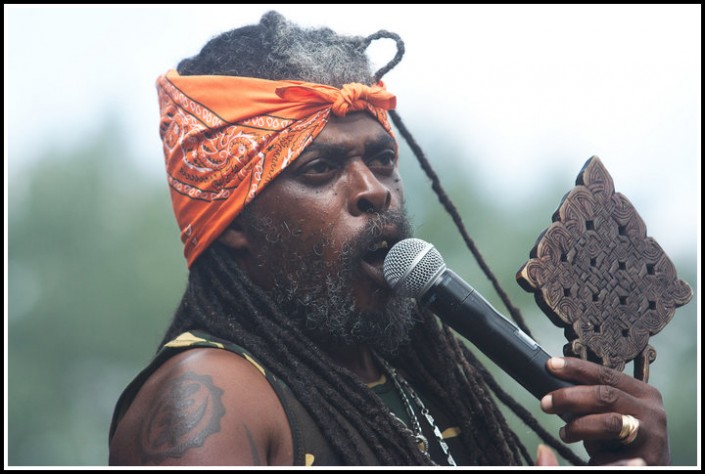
[108,11,669,466]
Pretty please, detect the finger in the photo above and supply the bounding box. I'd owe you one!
[535,444,560,466]
[559,412,632,444]
[546,357,651,397]
[541,383,639,417]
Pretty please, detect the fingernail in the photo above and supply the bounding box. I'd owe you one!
[549,357,565,370]
[540,394,553,411]
[626,458,647,466]
[559,426,567,441]
[536,444,550,465]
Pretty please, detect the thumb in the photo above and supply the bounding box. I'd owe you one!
[535,444,560,466]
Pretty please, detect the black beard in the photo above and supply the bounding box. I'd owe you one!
[242,208,418,354]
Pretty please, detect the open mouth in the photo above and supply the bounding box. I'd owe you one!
[363,239,391,266]
[360,237,399,288]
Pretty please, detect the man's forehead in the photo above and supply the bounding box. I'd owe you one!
[307,113,396,150]
[304,131,396,154]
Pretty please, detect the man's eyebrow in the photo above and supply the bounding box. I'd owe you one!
[302,133,396,157]
[300,142,340,157]
[365,134,397,154]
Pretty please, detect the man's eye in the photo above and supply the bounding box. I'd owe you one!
[300,160,337,176]
[367,151,396,171]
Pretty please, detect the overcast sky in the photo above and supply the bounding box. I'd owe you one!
[5,4,701,261]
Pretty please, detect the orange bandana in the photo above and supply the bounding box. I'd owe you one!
[156,69,397,267]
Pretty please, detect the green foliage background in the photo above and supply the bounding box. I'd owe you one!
[7,117,698,466]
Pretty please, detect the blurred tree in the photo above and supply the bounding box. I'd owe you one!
[7,116,697,466]
[8,117,187,465]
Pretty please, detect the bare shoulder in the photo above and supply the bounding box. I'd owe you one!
[109,348,293,466]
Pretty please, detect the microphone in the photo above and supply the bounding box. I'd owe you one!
[383,238,575,406]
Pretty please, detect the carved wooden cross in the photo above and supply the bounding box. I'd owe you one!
[516,156,692,382]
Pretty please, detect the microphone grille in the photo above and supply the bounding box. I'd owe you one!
[383,238,446,298]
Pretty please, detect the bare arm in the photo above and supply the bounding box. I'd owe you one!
[109,348,293,466]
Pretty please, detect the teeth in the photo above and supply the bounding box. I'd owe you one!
[369,240,389,252]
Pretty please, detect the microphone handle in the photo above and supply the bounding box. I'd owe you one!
[420,269,574,420]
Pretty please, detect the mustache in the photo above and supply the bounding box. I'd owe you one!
[340,209,412,268]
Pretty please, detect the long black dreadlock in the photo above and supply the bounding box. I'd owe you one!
[162,10,585,466]
[164,241,522,464]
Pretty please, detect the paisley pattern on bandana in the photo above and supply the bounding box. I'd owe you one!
[156,70,396,267]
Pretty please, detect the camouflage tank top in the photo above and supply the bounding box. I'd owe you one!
[109,330,469,465]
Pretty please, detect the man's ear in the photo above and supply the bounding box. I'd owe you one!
[217,221,249,250]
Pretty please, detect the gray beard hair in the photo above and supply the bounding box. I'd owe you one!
[245,210,418,355]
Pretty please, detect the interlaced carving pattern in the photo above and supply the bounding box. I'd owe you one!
[517,156,692,381]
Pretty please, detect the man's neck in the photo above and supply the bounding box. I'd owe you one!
[323,345,381,384]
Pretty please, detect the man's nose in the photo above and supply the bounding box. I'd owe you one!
[346,160,392,215]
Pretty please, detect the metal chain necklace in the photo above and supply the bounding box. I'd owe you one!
[375,355,457,466]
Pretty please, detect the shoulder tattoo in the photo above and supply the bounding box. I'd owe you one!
[243,422,262,465]
[138,371,225,464]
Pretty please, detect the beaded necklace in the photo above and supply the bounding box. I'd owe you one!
[375,355,457,466]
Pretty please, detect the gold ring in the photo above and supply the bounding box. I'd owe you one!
[618,414,640,445]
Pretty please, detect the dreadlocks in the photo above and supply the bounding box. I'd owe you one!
[177,11,374,88]
[163,241,527,465]
[160,10,583,466]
